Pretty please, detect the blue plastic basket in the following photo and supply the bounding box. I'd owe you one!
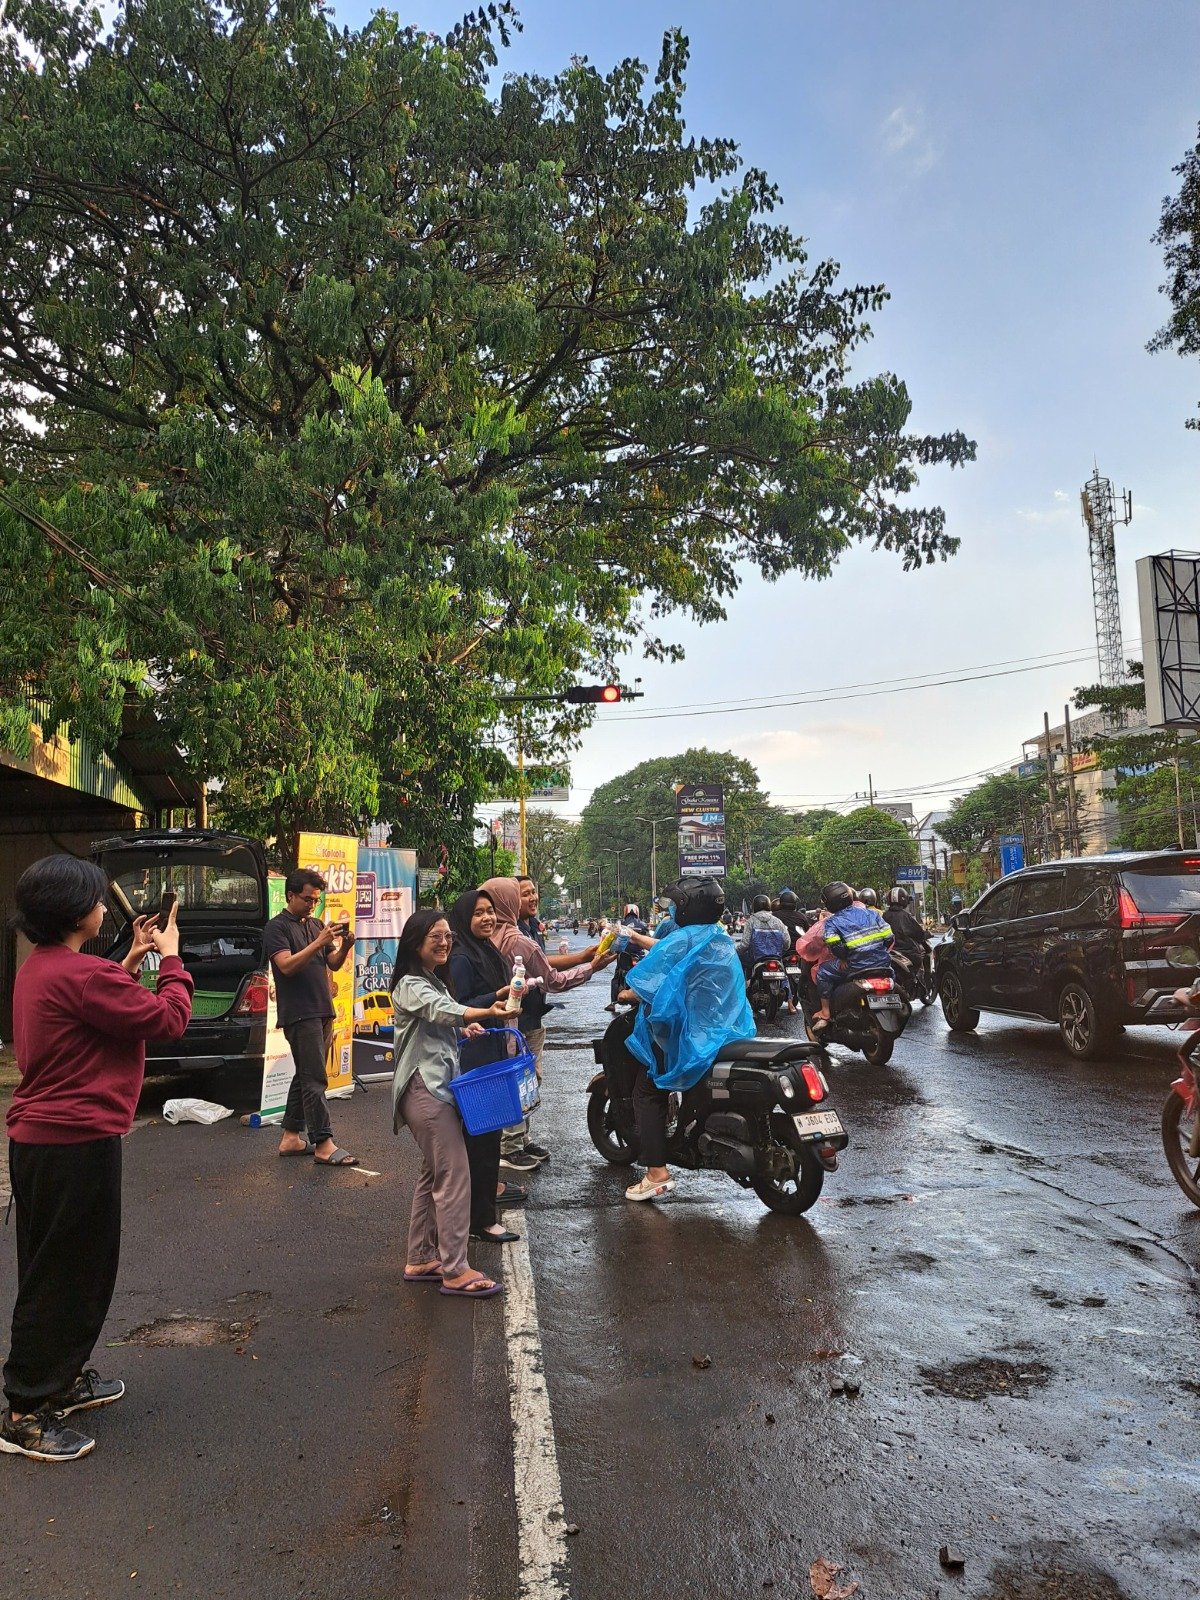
[449,1028,539,1135]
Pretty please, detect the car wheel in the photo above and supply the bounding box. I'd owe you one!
[1057,980,1115,1061]
[939,967,979,1032]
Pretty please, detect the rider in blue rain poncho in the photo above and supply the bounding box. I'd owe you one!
[623,878,754,1203]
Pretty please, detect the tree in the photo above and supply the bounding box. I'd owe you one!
[495,808,581,895]
[809,806,916,892]
[1150,119,1200,426]
[764,836,821,904]
[1073,666,1200,850]
[579,748,772,909]
[939,772,1048,857]
[793,808,840,837]
[0,0,974,852]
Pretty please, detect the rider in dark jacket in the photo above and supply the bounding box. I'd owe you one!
[884,888,931,964]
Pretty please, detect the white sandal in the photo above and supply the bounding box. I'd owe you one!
[625,1174,675,1202]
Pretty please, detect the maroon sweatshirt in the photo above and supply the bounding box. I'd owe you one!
[8,945,194,1144]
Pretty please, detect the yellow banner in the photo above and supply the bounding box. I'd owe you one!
[297,832,359,1095]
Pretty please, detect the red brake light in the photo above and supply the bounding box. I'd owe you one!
[1116,888,1179,929]
[800,1064,826,1102]
[767,960,779,970]
[864,977,893,992]
[234,973,269,1016]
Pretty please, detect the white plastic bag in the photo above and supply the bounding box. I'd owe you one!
[161,1097,234,1126]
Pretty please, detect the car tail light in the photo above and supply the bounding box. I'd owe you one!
[800,1064,826,1102]
[1116,888,1179,929]
[234,973,269,1016]
[863,976,893,992]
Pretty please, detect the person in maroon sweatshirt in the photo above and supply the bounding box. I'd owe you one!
[2,854,193,1462]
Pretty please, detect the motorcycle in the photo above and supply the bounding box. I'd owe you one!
[804,969,911,1066]
[747,955,792,1024]
[891,946,935,1007]
[586,1008,848,1216]
[1162,998,1200,1207]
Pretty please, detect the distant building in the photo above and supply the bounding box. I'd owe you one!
[1021,707,1148,856]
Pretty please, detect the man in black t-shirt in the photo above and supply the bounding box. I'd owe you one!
[263,868,358,1167]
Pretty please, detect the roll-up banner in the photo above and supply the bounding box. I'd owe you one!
[352,847,419,1079]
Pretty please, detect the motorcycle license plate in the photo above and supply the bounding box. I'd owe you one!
[792,1110,846,1140]
[765,972,787,983]
[785,966,801,976]
[868,994,903,1010]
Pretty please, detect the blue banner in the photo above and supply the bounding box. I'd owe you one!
[353,848,418,1057]
[998,834,1025,876]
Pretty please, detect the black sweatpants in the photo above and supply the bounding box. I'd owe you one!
[464,1128,502,1233]
[3,1136,123,1412]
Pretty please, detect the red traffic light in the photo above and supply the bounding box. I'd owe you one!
[563,683,622,704]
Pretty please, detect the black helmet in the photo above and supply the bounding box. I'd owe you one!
[822,881,854,913]
[777,888,798,908]
[670,877,725,927]
[888,887,910,908]
[751,893,771,912]
[859,887,878,907]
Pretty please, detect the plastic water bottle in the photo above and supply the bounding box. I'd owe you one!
[507,957,526,1014]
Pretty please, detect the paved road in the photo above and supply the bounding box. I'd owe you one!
[1,952,1198,1600]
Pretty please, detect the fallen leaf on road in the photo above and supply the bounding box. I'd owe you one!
[692,1353,712,1369]
[809,1557,859,1598]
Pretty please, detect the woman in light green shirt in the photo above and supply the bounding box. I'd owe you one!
[390,910,508,1297]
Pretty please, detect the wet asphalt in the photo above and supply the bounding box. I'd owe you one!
[2,945,1199,1600]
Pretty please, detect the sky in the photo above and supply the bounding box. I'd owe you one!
[337,0,1200,822]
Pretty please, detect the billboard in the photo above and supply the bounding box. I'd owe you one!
[296,831,359,1096]
[676,782,727,878]
[1137,553,1200,728]
[352,847,418,1078]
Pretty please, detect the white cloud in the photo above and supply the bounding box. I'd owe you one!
[730,724,885,763]
[880,104,937,176]
[1017,489,1076,525]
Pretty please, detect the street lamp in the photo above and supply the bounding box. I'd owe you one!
[632,814,676,905]
[603,847,629,911]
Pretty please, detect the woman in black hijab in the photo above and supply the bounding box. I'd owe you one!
[446,890,523,1241]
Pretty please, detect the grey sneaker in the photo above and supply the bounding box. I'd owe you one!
[55,1369,125,1417]
[499,1150,539,1173]
[0,1407,95,1462]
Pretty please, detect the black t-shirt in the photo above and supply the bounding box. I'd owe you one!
[263,911,335,1025]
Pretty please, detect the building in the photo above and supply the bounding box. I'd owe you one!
[1020,707,1148,857]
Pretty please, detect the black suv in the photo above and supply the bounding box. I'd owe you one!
[934,850,1200,1059]
[91,829,270,1079]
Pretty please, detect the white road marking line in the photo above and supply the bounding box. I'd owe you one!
[504,1229,572,1600]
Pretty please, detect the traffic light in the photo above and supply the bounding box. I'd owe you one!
[563,683,622,704]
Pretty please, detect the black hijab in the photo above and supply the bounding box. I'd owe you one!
[447,890,510,998]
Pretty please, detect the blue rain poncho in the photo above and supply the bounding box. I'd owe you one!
[626,923,755,1091]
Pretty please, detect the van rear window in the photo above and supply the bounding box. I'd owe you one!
[112,863,260,915]
[1120,871,1200,915]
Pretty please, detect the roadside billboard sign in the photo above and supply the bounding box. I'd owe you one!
[896,865,929,882]
[676,782,727,877]
[999,833,1025,876]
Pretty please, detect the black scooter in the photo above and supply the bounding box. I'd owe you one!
[585,1008,848,1216]
[891,947,935,1006]
[804,969,911,1066]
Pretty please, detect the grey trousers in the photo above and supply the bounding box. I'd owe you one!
[281,1017,334,1146]
[500,1026,545,1155]
[401,1075,471,1280]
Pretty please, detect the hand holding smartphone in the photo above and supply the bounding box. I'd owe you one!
[156,888,176,930]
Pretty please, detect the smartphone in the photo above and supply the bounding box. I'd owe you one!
[156,888,177,929]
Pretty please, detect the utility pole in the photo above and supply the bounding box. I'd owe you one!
[1174,731,1186,849]
[1043,712,1062,858]
[515,711,528,875]
[1063,705,1081,856]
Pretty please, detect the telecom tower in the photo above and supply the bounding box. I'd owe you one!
[1080,468,1133,688]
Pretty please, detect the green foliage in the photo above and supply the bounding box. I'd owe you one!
[939,772,1048,856]
[1073,665,1200,850]
[0,0,974,850]
[808,806,916,891]
[496,808,582,892]
[465,841,516,893]
[764,835,821,904]
[579,747,775,907]
[1150,121,1200,426]
[793,808,840,837]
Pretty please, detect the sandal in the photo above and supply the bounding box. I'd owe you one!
[313,1148,358,1167]
[438,1274,502,1298]
[278,1142,314,1158]
[403,1264,443,1285]
[496,1182,528,1206]
[625,1174,675,1203]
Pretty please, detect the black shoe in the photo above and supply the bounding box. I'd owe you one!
[470,1227,520,1243]
[0,1407,94,1462]
[54,1369,125,1417]
[499,1150,539,1173]
[522,1141,550,1163]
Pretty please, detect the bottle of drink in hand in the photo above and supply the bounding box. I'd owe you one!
[507,957,526,1014]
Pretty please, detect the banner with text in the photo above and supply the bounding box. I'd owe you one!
[676,782,727,878]
[297,831,359,1096]
[352,848,418,1054]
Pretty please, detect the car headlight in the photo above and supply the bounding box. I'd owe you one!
[779,1074,796,1100]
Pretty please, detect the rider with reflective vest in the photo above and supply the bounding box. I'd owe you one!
[812,881,894,1027]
